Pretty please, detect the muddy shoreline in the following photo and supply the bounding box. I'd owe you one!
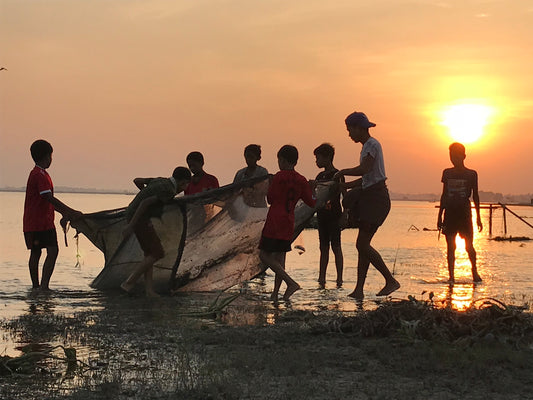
[1,294,533,400]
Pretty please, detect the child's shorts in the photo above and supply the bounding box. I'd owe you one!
[443,207,473,239]
[259,236,292,253]
[24,229,58,250]
[134,220,165,260]
[317,216,341,247]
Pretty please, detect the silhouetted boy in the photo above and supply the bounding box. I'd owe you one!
[184,151,219,195]
[259,145,316,301]
[437,142,482,283]
[121,167,191,296]
[233,144,269,207]
[334,111,400,300]
[313,143,343,288]
[23,139,82,291]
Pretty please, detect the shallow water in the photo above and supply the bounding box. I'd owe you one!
[1,191,532,356]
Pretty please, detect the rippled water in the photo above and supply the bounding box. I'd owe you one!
[1,191,532,355]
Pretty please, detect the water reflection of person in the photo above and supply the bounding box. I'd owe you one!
[233,144,269,207]
[443,282,478,311]
[16,296,57,351]
[334,111,400,301]
[437,142,482,284]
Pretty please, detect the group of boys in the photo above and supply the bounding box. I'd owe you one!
[24,110,482,300]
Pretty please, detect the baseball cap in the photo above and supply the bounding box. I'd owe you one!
[345,111,376,128]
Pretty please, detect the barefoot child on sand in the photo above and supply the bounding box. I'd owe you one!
[437,142,483,283]
[121,167,191,297]
[259,145,316,301]
[334,111,400,300]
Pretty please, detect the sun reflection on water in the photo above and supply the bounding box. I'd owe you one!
[443,284,476,311]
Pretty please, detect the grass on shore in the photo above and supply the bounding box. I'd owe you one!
[1,294,532,400]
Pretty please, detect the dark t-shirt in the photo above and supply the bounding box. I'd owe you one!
[441,167,478,211]
[125,177,177,222]
[315,169,342,219]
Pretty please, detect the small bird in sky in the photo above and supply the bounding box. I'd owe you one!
[0,67,7,71]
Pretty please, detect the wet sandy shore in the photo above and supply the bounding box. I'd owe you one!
[1,291,533,400]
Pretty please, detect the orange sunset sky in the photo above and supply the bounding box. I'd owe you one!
[1,1,532,195]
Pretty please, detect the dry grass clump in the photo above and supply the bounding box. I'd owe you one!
[315,295,533,345]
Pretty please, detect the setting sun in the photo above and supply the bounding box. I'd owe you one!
[441,103,494,144]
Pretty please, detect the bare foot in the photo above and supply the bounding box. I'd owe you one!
[336,280,343,288]
[348,290,364,300]
[283,284,301,301]
[120,281,134,294]
[146,290,160,298]
[473,274,482,283]
[376,279,401,296]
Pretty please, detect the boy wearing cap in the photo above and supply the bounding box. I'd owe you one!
[334,111,400,300]
[121,167,191,297]
[259,145,316,301]
[437,142,482,283]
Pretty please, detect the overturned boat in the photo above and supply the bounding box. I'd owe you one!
[71,176,336,294]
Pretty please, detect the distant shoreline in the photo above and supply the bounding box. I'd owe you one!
[1,187,531,205]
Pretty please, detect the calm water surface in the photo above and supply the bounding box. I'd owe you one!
[1,191,532,354]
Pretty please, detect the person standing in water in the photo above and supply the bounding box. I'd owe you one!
[23,139,82,291]
[259,145,316,301]
[334,111,400,300]
[313,143,344,288]
[121,167,191,297]
[437,142,482,283]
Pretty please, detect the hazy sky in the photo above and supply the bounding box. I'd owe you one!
[1,0,532,194]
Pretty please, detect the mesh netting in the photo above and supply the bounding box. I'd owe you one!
[71,176,336,293]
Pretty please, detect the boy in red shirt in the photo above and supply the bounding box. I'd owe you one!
[259,145,316,301]
[184,151,220,232]
[184,151,219,195]
[23,140,82,291]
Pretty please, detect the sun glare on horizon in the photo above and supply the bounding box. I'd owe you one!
[440,103,494,144]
